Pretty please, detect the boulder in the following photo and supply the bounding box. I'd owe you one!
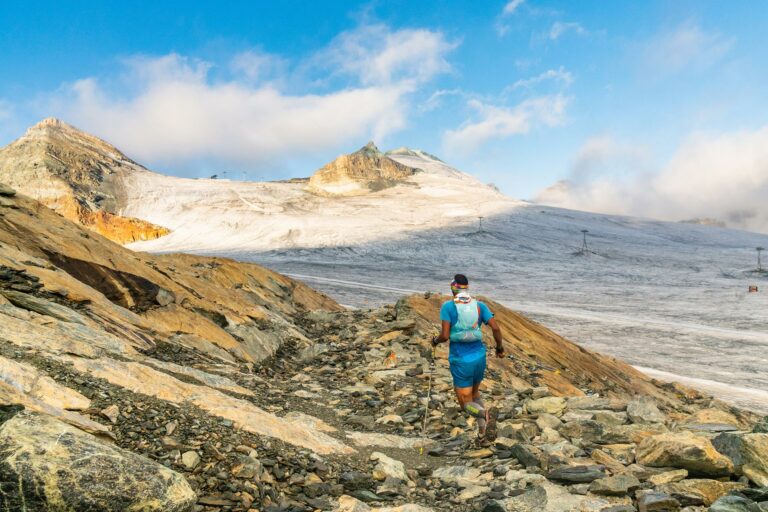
[627,396,666,424]
[682,408,741,430]
[535,412,562,430]
[525,396,567,416]
[509,444,547,469]
[637,491,680,512]
[658,479,745,506]
[709,496,762,512]
[559,420,605,443]
[599,423,668,444]
[371,452,409,482]
[431,466,483,488]
[713,432,768,486]
[647,469,688,486]
[0,409,195,511]
[636,431,733,476]
[567,396,627,411]
[588,474,641,496]
[547,464,606,483]
[496,484,547,512]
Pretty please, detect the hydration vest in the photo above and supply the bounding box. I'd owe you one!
[450,293,483,343]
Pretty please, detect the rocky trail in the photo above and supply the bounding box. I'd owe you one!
[2,183,768,512]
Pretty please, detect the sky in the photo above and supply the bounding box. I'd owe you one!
[2,1,768,231]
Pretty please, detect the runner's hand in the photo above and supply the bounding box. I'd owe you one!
[495,346,505,358]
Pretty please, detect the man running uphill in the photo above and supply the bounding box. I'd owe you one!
[432,274,505,441]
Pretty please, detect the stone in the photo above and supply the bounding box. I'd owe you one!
[341,471,374,490]
[0,183,16,196]
[600,423,668,444]
[0,409,195,511]
[593,410,629,426]
[567,396,627,411]
[588,474,641,496]
[155,287,176,306]
[431,466,482,488]
[347,432,433,450]
[547,464,606,483]
[636,431,733,476]
[371,452,409,482]
[231,455,263,480]
[376,414,404,425]
[100,404,120,423]
[535,413,562,430]
[627,396,666,424]
[466,448,494,458]
[1,290,86,324]
[713,432,768,486]
[181,450,201,470]
[509,444,547,469]
[525,396,566,416]
[335,494,434,511]
[683,408,741,429]
[497,484,547,512]
[590,448,627,475]
[637,491,681,512]
[709,496,762,512]
[560,420,605,443]
[658,479,745,507]
[647,469,688,486]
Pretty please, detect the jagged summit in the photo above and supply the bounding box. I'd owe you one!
[0,117,168,243]
[307,141,419,196]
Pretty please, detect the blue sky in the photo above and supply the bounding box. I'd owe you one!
[2,1,768,230]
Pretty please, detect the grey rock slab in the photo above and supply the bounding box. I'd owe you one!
[588,474,641,496]
[497,484,547,512]
[0,290,86,324]
[547,464,606,483]
[0,408,195,511]
[709,496,762,512]
[637,491,681,512]
[627,396,666,424]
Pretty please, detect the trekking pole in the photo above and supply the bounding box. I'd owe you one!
[420,340,437,455]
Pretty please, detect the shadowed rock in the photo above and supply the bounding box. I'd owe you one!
[0,408,196,511]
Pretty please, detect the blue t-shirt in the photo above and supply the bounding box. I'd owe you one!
[440,300,494,361]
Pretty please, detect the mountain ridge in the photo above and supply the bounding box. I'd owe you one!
[0,117,170,244]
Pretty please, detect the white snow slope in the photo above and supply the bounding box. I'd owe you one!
[125,151,768,412]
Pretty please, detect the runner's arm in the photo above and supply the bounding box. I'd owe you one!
[432,320,451,345]
[487,318,505,357]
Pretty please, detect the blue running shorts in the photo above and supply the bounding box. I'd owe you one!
[449,351,487,388]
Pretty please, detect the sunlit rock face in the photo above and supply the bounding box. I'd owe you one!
[308,141,419,196]
[0,117,169,243]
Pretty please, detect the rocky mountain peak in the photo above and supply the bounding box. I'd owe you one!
[308,142,419,196]
[0,118,169,244]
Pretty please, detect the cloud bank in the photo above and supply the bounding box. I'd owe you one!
[47,24,455,171]
[537,128,768,233]
[443,95,568,153]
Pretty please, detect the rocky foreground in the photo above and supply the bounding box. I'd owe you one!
[1,182,768,512]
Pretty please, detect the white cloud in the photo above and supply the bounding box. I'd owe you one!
[443,94,568,153]
[510,66,573,90]
[317,23,457,86]
[641,22,734,75]
[548,21,586,41]
[230,50,287,82]
[502,0,525,16]
[537,129,768,233]
[46,25,456,170]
